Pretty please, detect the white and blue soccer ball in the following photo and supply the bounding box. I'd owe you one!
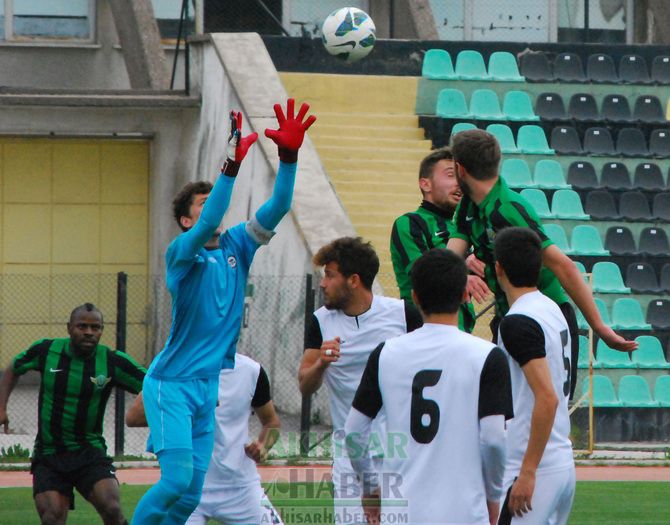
[322,7,376,64]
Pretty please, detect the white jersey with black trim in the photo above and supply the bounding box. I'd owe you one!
[315,295,409,431]
[499,290,575,476]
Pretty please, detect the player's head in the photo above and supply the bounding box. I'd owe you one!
[313,237,379,310]
[418,147,462,213]
[494,227,542,292]
[450,129,501,196]
[410,249,467,315]
[172,181,215,232]
[67,303,104,357]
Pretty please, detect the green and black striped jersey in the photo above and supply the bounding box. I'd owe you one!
[12,338,146,457]
[449,177,568,317]
[391,200,476,333]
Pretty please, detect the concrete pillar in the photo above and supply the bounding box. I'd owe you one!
[370,0,438,40]
[649,0,670,43]
[108,0,170,89]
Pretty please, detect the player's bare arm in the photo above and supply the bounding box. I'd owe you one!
[245,400,280,463]
[0,365,18,433]
[125,392,147,428]
[298,337,340,395]
[543,244,637,352]
[509,358,558,518]
[447,237,491,302]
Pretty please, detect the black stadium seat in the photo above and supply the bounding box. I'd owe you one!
[585,190,620,220]
[601,162,632,190]
[651,55,670,84]
[616,127,649,157]
[619,54,652,84]
[647,299,670,330]
[550,126,583,155]
[587,53,619,83]
[601,94,633,123]
[535,92,568,120]
[554,52,586,82]
[634,163,665,191]
[567,161,599,190]
[639,227,670,255]
[519,52,554,82]
[626,262,661,294]
[605,226,637,255]
[653,193,670,222]
[619,191,652,221]
[584,127,615,155]
[568,93,599,121]
[649,129,670,157]
[633,95,666,124]
[661,263,670,292]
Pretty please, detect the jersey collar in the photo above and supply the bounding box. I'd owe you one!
[420,200,454,220]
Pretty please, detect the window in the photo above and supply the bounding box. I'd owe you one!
[153,0,194,40]
[9,0,92,41]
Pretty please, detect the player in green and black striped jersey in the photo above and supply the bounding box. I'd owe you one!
[390,147,489,333]
[0,303,146,525]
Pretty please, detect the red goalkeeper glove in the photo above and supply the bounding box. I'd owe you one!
[222,111,258,177]
[264,98,317,163]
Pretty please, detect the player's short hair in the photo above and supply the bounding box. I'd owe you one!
[494,227,542,287]
[172,181,213,231]
[411,249,467,314]
[313,237,379,289]
[419,147,453,180]
[450,129,501,181]
[69,303,103,324]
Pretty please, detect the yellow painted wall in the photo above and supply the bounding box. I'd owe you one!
[0,139,150,367]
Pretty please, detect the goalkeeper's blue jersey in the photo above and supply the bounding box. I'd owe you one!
[147,222,258,380]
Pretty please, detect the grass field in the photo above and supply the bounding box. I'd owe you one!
[2,481,670,524]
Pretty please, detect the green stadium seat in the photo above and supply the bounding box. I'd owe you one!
[500,158,534,189]
[578,335,595,368]
[618,375,658,407]
[583,375,622,407]
[503,91,540,121]
[488,51,525,82]
[592,262,631,294]
[422,49,456,79]
[486,124,518,153]
[653,376,670,407]
[544,223,572,254]
[470,89,505,120]
[574,261,587,273]
[611,298,652,331]
[632,336,670,368]
[520,189,553,219]
[517,125,554,154]
[596,339,634,369]
[455,50,490,80]
[436,89,471,119]
[576,298,611,330]
[534,160,569,189]
[451,122,477,135]
[551,189,589,220]
[570,225,608,256]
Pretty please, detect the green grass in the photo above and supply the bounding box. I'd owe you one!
[1,481,669,524]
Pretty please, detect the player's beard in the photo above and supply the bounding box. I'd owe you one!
[323,284,353,311]
[456,171,471,198]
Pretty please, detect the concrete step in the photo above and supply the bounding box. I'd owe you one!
[338,191,418,206]
[332,180,418,193]
[347,210,408,225]
[314,112,420,127]
[321,145,426,162]
[311,125,425,141]
[324,158,419,172]
[312,135,431,151]
[344,201,420,214]
[327,169,418,183]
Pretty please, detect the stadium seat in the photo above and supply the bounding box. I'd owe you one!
[519,52,554,82]
[436,89,471,119]
[422,49,456,79]
[601,94,634,123]
[618,375,658,407]
[661,263,670,293]
[616,127,649,157]
[638,227,670,256]
[568,93,599,121]
[605,226,637,255]
[520,189,553,219]
[550,126,583,155]
[503,90,539,121]
[543,223,572,253]
[632,95,666,124]
[574,260,587,274]
[651,55,670,84]
[634,163,665,191]
[551,189,589,220]
[611,298,652,330]
[488,51,524,81]
[517,125,554,154]
[619,54,652,84]
[596,339,634,368]
[554,52,586,82]
[601,162,632,190]
[649,129,670,157]
[647,299,670,329]
[653,376,670,407]
[535,93,568,120]
[500,158,534,189]
[534,160,569,189]
[619,191,653,221]
[567,161,599,190]
[485,124,518,153]
[586,53,619,83]
[653,193,670,221]
[592,262,631,293]
[469,89,505,120]
[626,262,661,294]
[455,50,489,80]
[570,224,608,255]
[577,335,593,368]
[583,375,622,407]
[583,127,615,155]
[632,336,669,368]
[451,122,477,136]
[586,191,620,220]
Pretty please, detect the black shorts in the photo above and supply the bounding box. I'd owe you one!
[31,447,118,506]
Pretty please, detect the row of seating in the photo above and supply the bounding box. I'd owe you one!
[520,188,587,219]
[551,126,670,157]
[537,92,667,124]
[437,88,537,120]
[577,295,669,330]
[566,161,670,191]
[452,123,554,154]
[521,52,670,85]
[585,191,670,222]
[579,335,670,368]
[622,262,670,294]
[584,374,670,407]
[422,49,523,81]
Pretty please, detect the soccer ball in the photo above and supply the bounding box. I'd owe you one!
[321,7,376,64]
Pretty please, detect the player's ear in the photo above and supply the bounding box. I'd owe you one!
[418,176,431,194]
[494,260,503,280]
[179,215,193,230]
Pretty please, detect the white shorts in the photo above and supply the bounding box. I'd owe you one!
[186,483,283,525]
[499,465,576,525]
